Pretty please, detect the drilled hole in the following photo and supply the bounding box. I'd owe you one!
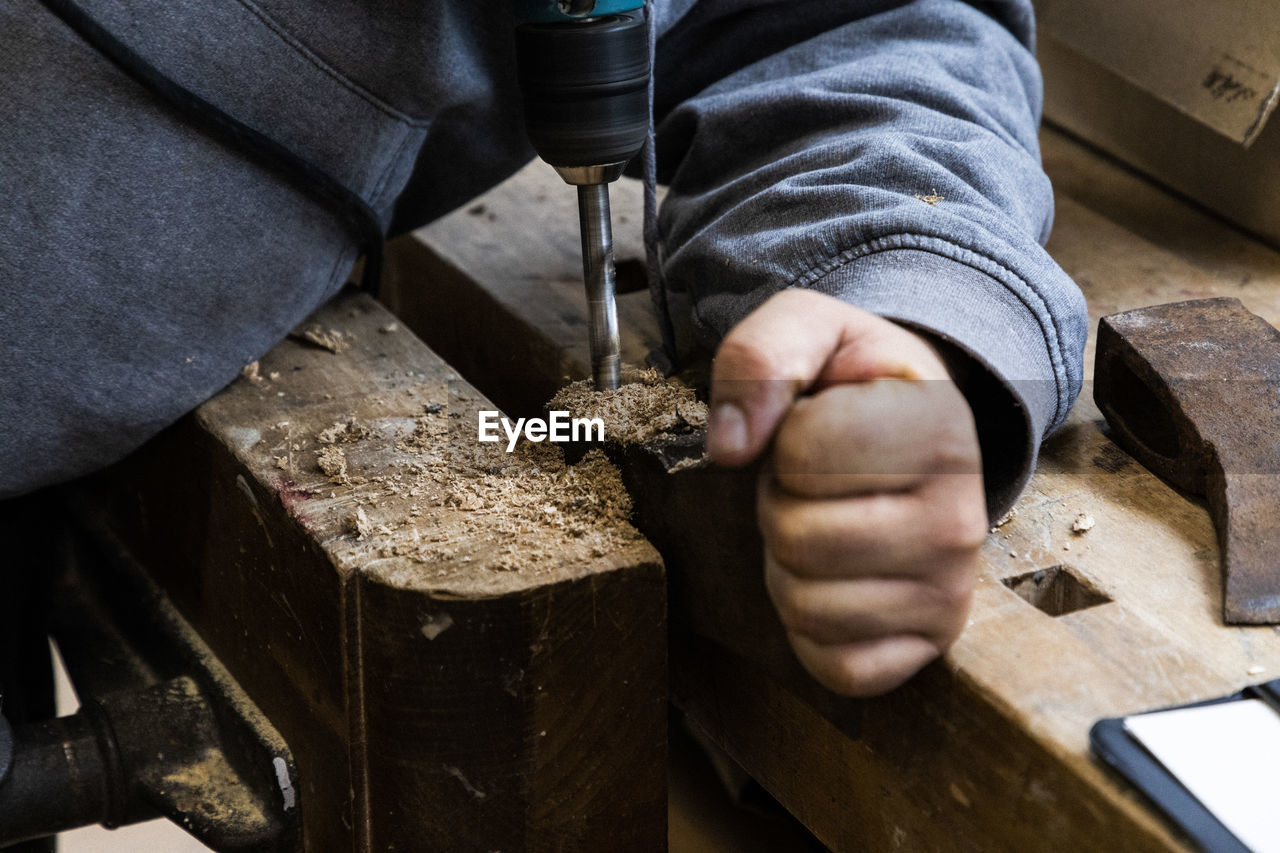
[1001,565,1112,616]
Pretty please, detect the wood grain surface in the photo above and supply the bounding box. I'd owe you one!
[72,292,667,852]
[385,128,1280,851]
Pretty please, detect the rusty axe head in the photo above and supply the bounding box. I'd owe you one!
[1094,297,1280,625]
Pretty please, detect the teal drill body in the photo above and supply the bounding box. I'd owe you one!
[513,0,644,24]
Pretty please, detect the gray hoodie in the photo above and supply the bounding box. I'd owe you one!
[0,0,1086,507]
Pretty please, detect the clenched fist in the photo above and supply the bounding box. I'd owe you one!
[708,290,987,696]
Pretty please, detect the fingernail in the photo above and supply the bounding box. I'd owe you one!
[708,403,748,458]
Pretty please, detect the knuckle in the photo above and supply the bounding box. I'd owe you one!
[772,420,822,481]
[831,650,892,697]
[765,561,829,637]
[927,500,988,554]
[926,574,975,620]
[783,596,824,637]
[927,417,980,473]
[766,572,806,631]
[833,642,940,697]
[764,510,814,572]
[779,601,820,637]
[713,335,775,383]
[934,622,966,652]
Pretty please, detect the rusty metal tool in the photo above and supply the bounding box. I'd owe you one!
[1095,297,1280,624]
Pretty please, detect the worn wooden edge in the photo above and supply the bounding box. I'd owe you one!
[194,290,661,597]
[384,153,1280,850]
[674,633,1186,853]
[70,289,669,851]
[623,429,1191,851]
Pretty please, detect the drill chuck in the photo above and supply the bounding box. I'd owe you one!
[515,12,650,170]
[515,8,649,390]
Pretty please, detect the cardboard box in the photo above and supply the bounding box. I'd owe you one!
[1035,0,1280,246]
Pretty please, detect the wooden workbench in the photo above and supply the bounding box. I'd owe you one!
[383,126,1280,851]
[68,293,668,851]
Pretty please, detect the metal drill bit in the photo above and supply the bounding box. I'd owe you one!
[577,182,622,390]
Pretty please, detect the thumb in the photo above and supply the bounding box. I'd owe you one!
[707,290,948,466]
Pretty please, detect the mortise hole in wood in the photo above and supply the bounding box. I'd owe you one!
[1001,565,1113,617]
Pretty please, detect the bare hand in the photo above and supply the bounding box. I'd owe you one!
[708,290,986,696]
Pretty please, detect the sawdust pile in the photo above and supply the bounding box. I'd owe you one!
[315,445,348,482]
[304,402,640,580]
[239,361,281,385]
[547,366,707,445]
[318,418,370,445]
[160,747,269,832]
[989,506,1017,534]
[429,442,637,573]
[1071,512,1096,534]
[290,324,351,354]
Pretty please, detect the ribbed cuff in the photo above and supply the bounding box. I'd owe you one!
[810,248,1064,517]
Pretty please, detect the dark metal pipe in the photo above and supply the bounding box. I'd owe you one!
[0,710,121,846]
[0,519,300,852]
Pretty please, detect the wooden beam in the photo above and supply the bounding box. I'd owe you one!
[385,142,1280,851]
[70,291,667,852]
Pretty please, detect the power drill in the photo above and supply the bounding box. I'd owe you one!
[513,1,651,390]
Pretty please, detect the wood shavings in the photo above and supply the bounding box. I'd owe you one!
[291,325,350,354]
[420,613,454,640]
[318,419,371,445]
[396,407,450,453]
[161,747,266,830]
[1071,513,1096,534]
[241,361,264,384]
[548,366,707,445]
[990,506,1017,534]
[316,446,347,481]
[914,189,944,206]
[406,443,637,575]
[350,507,373,539]
[313,390,643,585]
[666,456,705,474]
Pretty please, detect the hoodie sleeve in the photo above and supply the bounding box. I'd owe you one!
[651,0,1088,514]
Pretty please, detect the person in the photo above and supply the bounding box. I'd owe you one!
[0,0,1086,696]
